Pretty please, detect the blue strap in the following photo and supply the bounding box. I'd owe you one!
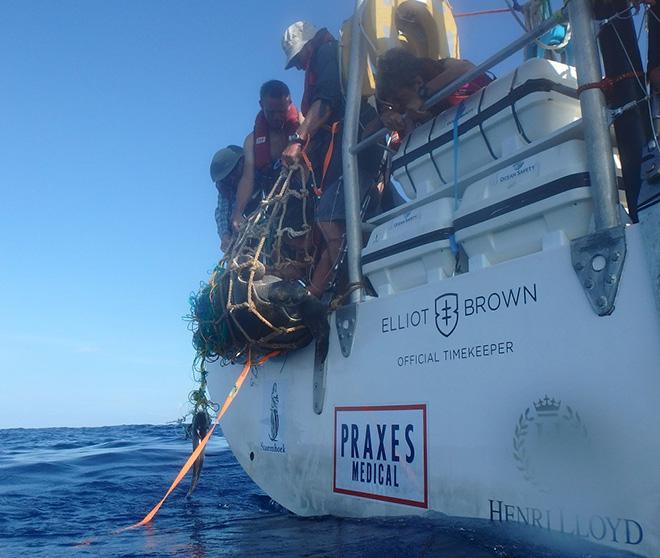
[450,102,465,256]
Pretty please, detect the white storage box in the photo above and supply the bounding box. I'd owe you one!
[392,58,580,200]
[362,198,455,296]
[454,139,601,269]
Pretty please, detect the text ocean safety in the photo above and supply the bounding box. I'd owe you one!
[334,405,427,508]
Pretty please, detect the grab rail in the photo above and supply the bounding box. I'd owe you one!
[341,0,621,312]
[349,8,568,155]
[342,0,368,304]
[341,3,569,307]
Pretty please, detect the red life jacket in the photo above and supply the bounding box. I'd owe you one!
[447,73,494,106]
[253,104,300,171]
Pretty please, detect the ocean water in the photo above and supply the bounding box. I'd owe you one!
[0,425,638,558]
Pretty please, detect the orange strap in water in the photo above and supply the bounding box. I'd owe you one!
[121,350,279,531]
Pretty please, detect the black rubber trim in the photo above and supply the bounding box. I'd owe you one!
[402,133,416,195]
[362,227,454,266]
[638,191,660,212]
[510,69,532,145]
[477,87,498,160]
[453,172,590,231]
[392,78,578,172]
[427,113,447,184]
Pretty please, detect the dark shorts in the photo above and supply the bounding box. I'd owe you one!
[315,179,345,223]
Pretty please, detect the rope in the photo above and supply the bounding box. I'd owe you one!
[454,8,512,17]
[329,281,366,311]
[606,7,660,158]
[504,0,571,54]
[222,165,315,355]
[120,350,279,531]
[576,71,647,96]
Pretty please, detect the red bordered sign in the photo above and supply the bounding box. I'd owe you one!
[333,404,428,508]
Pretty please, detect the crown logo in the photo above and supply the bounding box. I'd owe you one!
[533,395,561,415]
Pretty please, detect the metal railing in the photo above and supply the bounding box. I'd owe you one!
[340,0,620,305]
[567,0,620,230]
[341,0,368,304]
[350,8,567,155]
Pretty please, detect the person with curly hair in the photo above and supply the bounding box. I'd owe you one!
[375,48,491,137]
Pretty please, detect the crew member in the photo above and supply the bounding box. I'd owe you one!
[376,47,491,137]
[210,145,244,252]
[230,80,304,232]
[281,21,382,298]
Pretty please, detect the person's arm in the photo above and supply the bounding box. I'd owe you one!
[215,190,232,251]
[230,133,255,232]
[283,42,341,166]
[282,99,332,166]
[362,112,383,137]
[424,59,477,97]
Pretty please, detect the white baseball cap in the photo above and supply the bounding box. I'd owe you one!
[282,21,318,69]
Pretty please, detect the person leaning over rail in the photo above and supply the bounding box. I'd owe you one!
[230,80,304,234]
[229,80,313,280]
[280,21,382,298]
[210,145,244,252]
[375,47,492,137]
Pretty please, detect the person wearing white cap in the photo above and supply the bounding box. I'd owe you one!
[280,21,346,298]
[281,20,319,71]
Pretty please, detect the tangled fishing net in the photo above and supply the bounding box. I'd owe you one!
[187,165,317,373]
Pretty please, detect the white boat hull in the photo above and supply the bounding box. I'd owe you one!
[208,224,660,556]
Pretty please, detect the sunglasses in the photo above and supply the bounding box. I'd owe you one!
[376,96,400,115]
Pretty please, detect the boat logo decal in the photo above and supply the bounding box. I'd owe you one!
[269,383,280,442]
[496,157,539,186]
[513,395,589,492]
[434,293,459,337]
[333,404,427,508]
[487,497,644,546]
[381,283,538,339]
[260,381,286,454]
[496,397,645,547]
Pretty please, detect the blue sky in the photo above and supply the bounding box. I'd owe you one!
[0,1,570,428]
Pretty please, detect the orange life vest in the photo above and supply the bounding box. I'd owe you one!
[253,104,300,171]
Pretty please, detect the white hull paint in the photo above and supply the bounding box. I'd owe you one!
[208,225,660,556]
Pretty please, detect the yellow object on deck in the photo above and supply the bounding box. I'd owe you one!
[339,0,460,96]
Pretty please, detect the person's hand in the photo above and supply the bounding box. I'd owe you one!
[230,208,243,233]
[380,110,407,135]
[405,107,432,125]
[282,142,303,167]
[221,234,232,253]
